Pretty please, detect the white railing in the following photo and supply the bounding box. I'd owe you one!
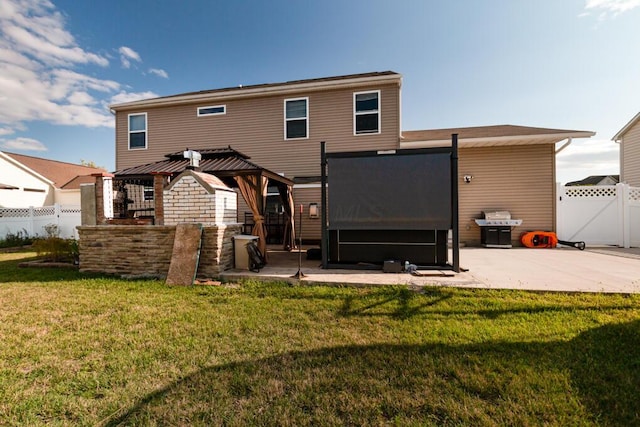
[0,204,81,239]
[557,183,640,248]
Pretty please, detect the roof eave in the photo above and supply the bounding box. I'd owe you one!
[0,152,56,186]
[612,111,640,142]
[400,131,595,148]
[110,73,402,111]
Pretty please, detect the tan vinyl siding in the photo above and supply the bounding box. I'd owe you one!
[115,83,400,178]
[292,186,322,242]
[458,145,555,246]
[621,121,640,187]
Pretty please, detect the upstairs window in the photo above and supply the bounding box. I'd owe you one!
[128,113,147,149]
[285,97,308,139]
[197,105,226,116]
[354,91,380,135]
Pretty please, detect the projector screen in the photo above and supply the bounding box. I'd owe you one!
[328,151,452,230]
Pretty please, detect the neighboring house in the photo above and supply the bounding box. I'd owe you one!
[613,112,640,187]
[0,151,104,208]
[109,71,594,246]
[565,175,619,186]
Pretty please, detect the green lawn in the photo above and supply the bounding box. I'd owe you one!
[1,251,639,426]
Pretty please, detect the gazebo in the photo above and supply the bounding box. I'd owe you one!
[112,147,295,257]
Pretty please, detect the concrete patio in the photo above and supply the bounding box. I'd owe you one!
[219,245,640,294]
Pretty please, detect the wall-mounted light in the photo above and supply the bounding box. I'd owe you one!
[309,203,319,218]
[463,175,473,183]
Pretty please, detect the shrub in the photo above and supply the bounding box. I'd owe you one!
[31,223,79,263]
[0,229,33,248]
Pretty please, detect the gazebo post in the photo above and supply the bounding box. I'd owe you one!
[151,172,172,225]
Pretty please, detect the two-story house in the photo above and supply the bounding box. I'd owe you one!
[110,71,594,246]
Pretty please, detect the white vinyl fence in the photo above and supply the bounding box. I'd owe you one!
[556,183,640,248]
[0,204,81,239]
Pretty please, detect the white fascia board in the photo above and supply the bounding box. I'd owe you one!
[0,152,55,186]
[399,131,595,149]
[612,111,640,142]
[110,74,402,111]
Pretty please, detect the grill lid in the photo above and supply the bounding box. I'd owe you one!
[483,211,511,220]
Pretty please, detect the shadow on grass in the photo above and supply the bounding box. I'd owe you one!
[105,320,640,426]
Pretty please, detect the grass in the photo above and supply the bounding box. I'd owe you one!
[0,251,639,426]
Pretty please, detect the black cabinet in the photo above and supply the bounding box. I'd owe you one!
[480,226,513,248]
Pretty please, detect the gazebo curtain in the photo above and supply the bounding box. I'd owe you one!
[235,174,269,261]
[278,184,296,250]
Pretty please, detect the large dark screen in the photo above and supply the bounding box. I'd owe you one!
[328,152,451,230]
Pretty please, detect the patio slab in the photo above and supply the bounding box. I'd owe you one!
[218,246,640,294]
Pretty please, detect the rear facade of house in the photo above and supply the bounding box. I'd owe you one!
[111,71,589,247]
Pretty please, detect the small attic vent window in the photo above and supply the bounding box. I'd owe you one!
[197,105,226,116]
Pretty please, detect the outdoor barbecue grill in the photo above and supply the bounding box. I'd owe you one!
[474,211,523,248]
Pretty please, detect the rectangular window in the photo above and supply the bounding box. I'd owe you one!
[354,90,380,135]
[285,97,308,139]
[128,113,147,149]
[197,105,226,116]
[143,186,154,201]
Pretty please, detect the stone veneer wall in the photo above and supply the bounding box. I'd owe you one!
[78,224,241,279]
[164,175,237,226]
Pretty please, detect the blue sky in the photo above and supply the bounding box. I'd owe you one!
[0,0,639,184]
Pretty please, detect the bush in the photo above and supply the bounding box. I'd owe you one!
[33,224,78,262]
[32,237,78,263]
[0,229,33,248]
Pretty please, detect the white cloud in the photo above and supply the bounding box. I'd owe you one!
[149,68,169,79]
[582,0,640,17]
[0,0,156,133]
[109,91,159,105]
[1,137,48,151]
[118,46,141,69]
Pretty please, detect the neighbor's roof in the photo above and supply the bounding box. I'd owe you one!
[2,152,106,189]
[114,147,294,187]
[612,112,640,141]
[110,71,402,110]
[565,175,620,186]
[401,125,595,148]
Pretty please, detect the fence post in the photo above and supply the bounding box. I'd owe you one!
[28,206,35,237]
[54,203,61,229]
[620,183,630,248]
[556,183,563,238]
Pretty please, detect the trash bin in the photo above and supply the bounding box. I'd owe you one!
[233,235,259,270]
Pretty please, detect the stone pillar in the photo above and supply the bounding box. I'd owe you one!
[92,172,114,224]
[152,172,172,225]
[80,183,97,225]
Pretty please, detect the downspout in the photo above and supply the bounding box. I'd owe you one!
[555,137,572,154]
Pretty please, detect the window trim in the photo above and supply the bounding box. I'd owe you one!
[284,97,309,140]
[197,105,226,117]
[128,112,148,150]
[353,90,381,135]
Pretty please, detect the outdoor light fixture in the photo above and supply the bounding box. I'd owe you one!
[464,175,473,183]
[309,203,319,218]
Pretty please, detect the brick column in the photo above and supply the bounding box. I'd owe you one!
[152,172,172,225]
[92,173,114,224]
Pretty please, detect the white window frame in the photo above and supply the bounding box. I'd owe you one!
[353,90,381,135]
[128,112,148,150]
[284,97,309,140]
[197,105,226,117]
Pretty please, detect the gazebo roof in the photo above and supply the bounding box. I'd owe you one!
[114,147,293,187]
